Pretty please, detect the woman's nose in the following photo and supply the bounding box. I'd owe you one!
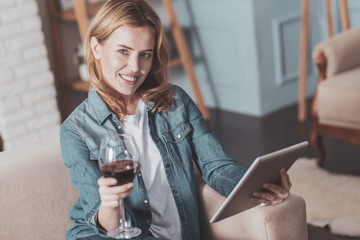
[127,55,140,72]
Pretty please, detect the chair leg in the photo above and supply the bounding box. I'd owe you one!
[311,125,325,165]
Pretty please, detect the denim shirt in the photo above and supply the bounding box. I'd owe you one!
[60,85,247,240]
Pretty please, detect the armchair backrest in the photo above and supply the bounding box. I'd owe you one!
[313,26,360,78]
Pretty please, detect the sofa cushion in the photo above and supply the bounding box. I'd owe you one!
[318,66,360,130]
[0,137,78,240]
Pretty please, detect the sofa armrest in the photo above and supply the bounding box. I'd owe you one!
[196,176,308,240]
[0,137,79,240]
[312,26,360,78]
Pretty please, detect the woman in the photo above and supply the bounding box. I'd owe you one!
[60,1,291,240]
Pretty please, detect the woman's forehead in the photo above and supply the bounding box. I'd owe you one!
[105,25,156,49]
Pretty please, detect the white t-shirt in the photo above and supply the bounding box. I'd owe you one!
[123,100,183,240]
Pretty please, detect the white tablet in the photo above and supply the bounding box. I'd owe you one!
[210,141,308,223]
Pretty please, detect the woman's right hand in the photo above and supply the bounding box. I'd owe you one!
[97,177,134,209]
[97,177,134,231]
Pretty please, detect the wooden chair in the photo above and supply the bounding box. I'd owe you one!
[310,3,360,164]
[298,0,350,121]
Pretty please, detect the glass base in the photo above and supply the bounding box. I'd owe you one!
[107,227,142,239]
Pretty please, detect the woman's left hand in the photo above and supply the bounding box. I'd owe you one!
[251,168,291,206]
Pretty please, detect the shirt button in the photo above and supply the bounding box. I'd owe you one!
[173,189,178,194]
[138,173,142,177]
[177,134,181,139]
[144,200,148,204]
[117,125,122,129]
[165,163,170,168]
[146,219,151,224]
[181,216,186,222]
[154,138,159,143]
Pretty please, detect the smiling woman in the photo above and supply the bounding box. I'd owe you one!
[60,1,292,240]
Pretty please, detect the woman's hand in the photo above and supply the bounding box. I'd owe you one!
[97,177,136,231]
[98,163,141,208]
[251,168,292,206]
[98,177,134,208]
[97,163,141,231]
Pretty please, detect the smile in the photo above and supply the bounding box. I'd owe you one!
[119,74,138,82]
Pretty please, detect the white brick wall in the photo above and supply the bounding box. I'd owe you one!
[0,0,61,150]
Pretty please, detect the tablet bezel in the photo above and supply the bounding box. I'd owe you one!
[210,141,308,223]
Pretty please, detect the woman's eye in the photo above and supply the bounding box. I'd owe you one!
[118,49,128,55]
[141,52,152,58]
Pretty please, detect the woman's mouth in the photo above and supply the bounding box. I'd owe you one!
[119,74,138,82]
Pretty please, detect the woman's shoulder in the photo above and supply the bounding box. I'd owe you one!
[62,99,90,124]
[60,97,95,138]
[169,84,191,101]
[153,84,197,119]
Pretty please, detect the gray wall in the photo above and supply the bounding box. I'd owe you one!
[167,0,314,116]
[171,0,360,116]
[349,0,360,24]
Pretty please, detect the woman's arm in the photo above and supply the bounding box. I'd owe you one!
[60,122,102,227]
[60,122,138,232]
[177,86,291,204]
[175,86,247,196]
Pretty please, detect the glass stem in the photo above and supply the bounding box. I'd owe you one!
[119,199,127,231]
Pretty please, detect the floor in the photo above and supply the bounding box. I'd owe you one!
[209,101,360,240]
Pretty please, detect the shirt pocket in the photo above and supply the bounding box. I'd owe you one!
[88,138,129,161]
[86,132,126,161]
[161,122,193,167]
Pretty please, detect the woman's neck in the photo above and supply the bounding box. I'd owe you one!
[124,97,140,115]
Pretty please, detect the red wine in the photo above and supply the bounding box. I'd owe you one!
[100,160,139,185]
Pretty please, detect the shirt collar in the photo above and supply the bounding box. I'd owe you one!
[145,101,155,112]
[88,89,112,125]
[88,88,155,124]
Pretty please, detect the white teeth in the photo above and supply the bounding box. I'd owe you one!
[120,74,137,81]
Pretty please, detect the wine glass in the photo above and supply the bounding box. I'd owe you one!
[98,133,142,239]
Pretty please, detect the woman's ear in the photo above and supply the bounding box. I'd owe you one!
[90,37,101,60]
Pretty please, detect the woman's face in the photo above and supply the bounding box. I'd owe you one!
[91,25,155,100]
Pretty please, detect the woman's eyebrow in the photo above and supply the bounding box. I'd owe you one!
[118,44,132,49]
[117,44,154,52]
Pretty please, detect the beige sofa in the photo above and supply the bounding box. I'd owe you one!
[0,136,308,240]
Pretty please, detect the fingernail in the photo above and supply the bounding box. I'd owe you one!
[110,179,117,184]
[127,183,133,189]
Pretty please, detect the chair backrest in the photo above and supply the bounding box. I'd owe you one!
[325,0,350,37]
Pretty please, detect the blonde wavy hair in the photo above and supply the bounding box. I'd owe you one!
[85,0,173,121]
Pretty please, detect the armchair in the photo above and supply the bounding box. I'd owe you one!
[0,136,307,239]
[311,26,360,165]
